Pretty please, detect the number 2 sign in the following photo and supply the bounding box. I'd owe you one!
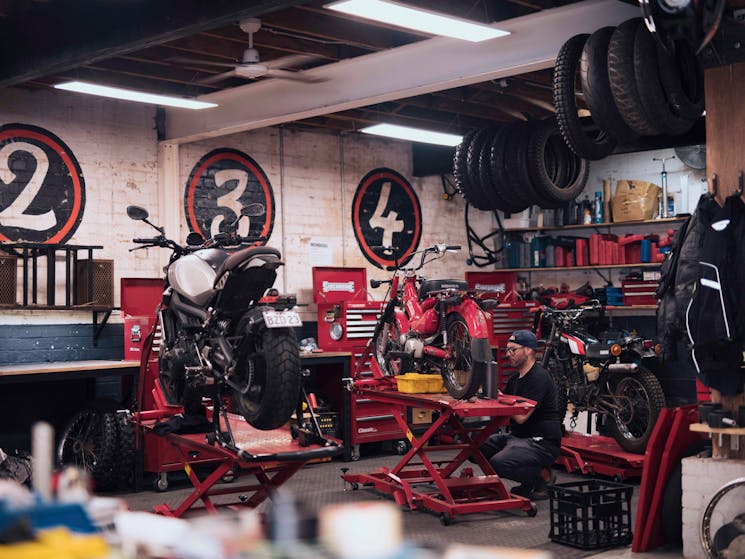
[0,123,85,244]
[352,167,422,269]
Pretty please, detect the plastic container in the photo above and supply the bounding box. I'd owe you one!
[548,479,633,550]
[396,373,445,394]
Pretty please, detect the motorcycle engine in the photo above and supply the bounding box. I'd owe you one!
[403,335,424,358]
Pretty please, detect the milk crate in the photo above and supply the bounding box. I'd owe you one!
[548,479,633,550]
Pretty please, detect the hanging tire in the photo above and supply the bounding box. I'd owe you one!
[607,367,666,454]
[466,128,497,210]
[489,124,531,213]
[479,127,522,213]
[581,27,639,145]
[634,23,695,136]
[526,118,590,204]
[656,39,705,120]
[233,326,301,430]
[554,33,617,160]
[608,19,660,136]
[441,313,483,399]
[453,130,479,201]
[57,408,120,491]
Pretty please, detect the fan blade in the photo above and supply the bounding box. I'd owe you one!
[264,68,325,83]
[169,56,237,69]
[264,53,321,70]
[198,69,240,84]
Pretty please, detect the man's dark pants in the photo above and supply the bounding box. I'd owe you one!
[480,434,557,485]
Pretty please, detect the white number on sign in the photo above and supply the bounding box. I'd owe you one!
[211,169,250,238]
[0,142,56,230]
[368,181,404,248]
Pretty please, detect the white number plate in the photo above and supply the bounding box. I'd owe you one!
[263,310,302,328]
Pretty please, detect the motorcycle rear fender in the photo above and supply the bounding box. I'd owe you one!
[447,298,491,338]
[235,305,274,335]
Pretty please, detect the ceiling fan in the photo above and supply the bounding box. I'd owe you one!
[171,18,323,84]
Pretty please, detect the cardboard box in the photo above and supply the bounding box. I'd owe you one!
[611,180,660,222]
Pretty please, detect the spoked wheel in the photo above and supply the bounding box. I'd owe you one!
[233,325,302,430]
[441,313,483,399]
[57,408,119,491]
[546,357,569,425]
[607,367,666,454]
[372,319,403,376]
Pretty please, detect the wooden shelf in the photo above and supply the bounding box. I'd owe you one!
[504,216,687,234]
[496,263,662,273]
[690,423,745,435]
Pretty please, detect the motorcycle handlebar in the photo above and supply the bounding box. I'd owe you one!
[133,237,163,244]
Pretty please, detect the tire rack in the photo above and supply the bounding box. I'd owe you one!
[132,327,342,518]
[342,372,539,524]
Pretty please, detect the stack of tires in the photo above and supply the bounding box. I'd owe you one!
[554,18,704,161]
[453,118,590,212]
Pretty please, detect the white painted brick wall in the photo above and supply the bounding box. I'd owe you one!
[682,457,745,558]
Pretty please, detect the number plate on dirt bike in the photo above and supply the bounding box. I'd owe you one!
[263,310,303,328]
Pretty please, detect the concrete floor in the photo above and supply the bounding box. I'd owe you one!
[117,445,689,559]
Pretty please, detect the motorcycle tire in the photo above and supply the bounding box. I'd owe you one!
[442,313,483,400]
[466,128,496,210]
[372,318,404,376]
[453,130,479,201]
[608,19,660,136]
[234,326,302,431]
[57,407,120,491]
[607,366,666,454]
[656,39,704,121]
[553,33,617,160]
[546,357,569,425]
[114,414,136,489]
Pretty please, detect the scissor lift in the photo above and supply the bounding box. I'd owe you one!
[342,366,539,525]
[132,329,342,518]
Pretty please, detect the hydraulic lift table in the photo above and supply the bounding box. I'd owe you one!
[342,378,538,524]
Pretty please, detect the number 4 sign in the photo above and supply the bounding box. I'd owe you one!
[352,167,422,270]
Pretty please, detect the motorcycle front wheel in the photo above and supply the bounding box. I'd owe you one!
[372,319,403,376]
[546,357,569,425]
[233,326,301,430]
[607,367,666,454]
[442,313,483,399]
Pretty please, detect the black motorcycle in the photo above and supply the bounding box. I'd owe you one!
[127,204,302,431]
[539,301,666,454]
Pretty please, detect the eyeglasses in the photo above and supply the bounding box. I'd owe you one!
[505,346,522,354]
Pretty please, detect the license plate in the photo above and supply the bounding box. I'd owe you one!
[263,309,302,328]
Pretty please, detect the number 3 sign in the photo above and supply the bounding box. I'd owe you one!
[0,123,86,244]
[352,167,422,269]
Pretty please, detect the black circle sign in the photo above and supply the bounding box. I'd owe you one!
[352,168,422,269]
[184,148,275,243]
[0,123,85,244]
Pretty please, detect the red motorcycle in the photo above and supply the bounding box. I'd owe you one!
[369,244,496,399]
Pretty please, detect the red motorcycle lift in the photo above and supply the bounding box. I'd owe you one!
[133,329,341,518]
[556,431,645,481]
[341,376,539,524]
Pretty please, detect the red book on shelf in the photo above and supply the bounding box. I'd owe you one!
[589,234,601,265]
[555,246,566,267]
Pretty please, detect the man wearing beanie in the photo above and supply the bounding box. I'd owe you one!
[480,329,562,500]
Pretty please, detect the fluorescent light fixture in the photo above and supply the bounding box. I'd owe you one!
[326,0,509,42]
[361,123,462,146]
[54,81,218,110]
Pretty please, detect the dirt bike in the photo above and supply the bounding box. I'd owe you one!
[368,244,496,399]
[127,203,302,431]
[539,301,666,454]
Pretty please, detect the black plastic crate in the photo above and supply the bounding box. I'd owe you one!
[548,479,633,550]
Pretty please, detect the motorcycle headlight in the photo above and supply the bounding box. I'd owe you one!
[329,322,343,341]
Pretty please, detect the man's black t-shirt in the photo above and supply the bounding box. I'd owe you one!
[504,361,562,450]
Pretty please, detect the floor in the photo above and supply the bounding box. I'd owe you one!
[116,445,688,559]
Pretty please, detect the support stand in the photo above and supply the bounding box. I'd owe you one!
[556,432,645,481]
[342,374,538,524]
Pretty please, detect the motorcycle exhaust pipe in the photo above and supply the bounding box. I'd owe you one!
[607,363,640,373]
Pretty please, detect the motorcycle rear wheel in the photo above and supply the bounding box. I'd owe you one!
[607,367,666,454]
[233,326,301,430]
[442,313,483,399]
[546,357,569,425]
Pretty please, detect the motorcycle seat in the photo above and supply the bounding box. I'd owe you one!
[419,279,468,300]
[215,246,282,277]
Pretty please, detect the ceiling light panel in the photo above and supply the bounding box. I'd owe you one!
[54,81,218,110]
[361,123,462,146]
[325,0,509,42]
